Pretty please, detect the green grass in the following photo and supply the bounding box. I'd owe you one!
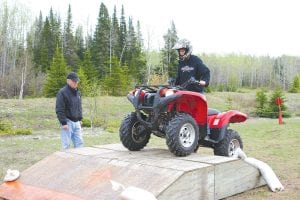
[0,92,299,199]
[227,118,300,200]
[1,92,298,131]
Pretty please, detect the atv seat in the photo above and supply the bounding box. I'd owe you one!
[208,108,220,116]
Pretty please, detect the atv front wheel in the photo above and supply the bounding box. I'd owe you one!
[213,129,243,157]
[119,112,151,151]
[166,113,199,156]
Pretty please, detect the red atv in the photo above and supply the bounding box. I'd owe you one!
[119,78,247,157]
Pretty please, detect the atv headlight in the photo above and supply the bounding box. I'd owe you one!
[165,90,175,97]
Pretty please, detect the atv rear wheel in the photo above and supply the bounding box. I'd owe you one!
[119,112,151,151]
[213,129,243,157]
[166,113,199,156]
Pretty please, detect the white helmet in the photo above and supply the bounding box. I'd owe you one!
[172,38,193,61]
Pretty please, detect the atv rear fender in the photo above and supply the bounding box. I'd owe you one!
[208,110,247,129]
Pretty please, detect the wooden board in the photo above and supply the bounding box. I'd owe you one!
[0,144,265,200]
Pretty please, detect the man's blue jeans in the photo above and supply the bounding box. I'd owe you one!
[60,119,83,149]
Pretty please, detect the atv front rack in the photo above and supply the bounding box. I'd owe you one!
[127,87,181,129]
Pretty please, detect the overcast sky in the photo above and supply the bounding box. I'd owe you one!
[19,0,300,56]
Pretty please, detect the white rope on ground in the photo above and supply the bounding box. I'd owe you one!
[235,148,284,192]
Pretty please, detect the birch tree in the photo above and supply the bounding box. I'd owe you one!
[0,0,32,98]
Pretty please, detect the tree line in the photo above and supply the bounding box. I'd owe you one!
[0,1,299,99]
[159,21,300,93]
[0,1,145,98]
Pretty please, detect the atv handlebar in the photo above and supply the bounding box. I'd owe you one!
[134,77,199,91]
[178,77,199,89]
[134,85,170,90]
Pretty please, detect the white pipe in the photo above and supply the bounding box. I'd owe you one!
[3,169,20,182]
[110,180,157,200]
[235,148,284,192]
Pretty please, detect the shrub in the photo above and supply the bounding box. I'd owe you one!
[106,120,121,133]
[0,120,12,132]
[81,118,92,127]
[268,88,288,113]
[204,86,212,93]
[0,120,32,136]
[81,117,106,128]
[255,89,268,115]
[255,88,291,118]
[14,128,32,135]
[289,74,300,93]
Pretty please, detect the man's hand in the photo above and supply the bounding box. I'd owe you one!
[62,124,69,130]
[199,80,206,86]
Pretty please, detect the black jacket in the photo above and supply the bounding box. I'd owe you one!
[175,55,210,93]
[56,85,82,125]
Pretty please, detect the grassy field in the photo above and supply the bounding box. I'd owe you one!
[0,92,299,199]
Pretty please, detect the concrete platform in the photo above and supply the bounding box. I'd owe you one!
[0,144,266,200]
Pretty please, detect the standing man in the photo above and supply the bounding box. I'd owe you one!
[56,72,83,149]
[172,38,210,93]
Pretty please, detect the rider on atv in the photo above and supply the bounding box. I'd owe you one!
[172,38,210,94]
[119,39,246,157]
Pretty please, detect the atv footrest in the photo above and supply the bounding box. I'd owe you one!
[204,135,217,143]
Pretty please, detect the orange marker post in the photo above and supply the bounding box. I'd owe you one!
[275,98,283,125]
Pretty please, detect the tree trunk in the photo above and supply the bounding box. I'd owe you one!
[19,55,28,100]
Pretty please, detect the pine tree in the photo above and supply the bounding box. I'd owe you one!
[63,4,79,70]
[48,8,62,64]
[123,18,146,84]
[75,25,85,61]
[40,17,51,72]
[38,9,62,73]
[289,74,300,93]
[77,67,90,96]
[255,88,268,116]
[91,3,111,77]
[125,17,136,74]
[80,49,98,82]
[111,5,120,57]
[268,88,288,113]
[43,46,68,97]
[32,12,44,73]
[134,21,147,83]
[118,5,127,65]
[102,56,130,96]
[161,21,178,78]
[136,21,143,51]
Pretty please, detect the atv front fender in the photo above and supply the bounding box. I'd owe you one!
[171,93,208,125]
